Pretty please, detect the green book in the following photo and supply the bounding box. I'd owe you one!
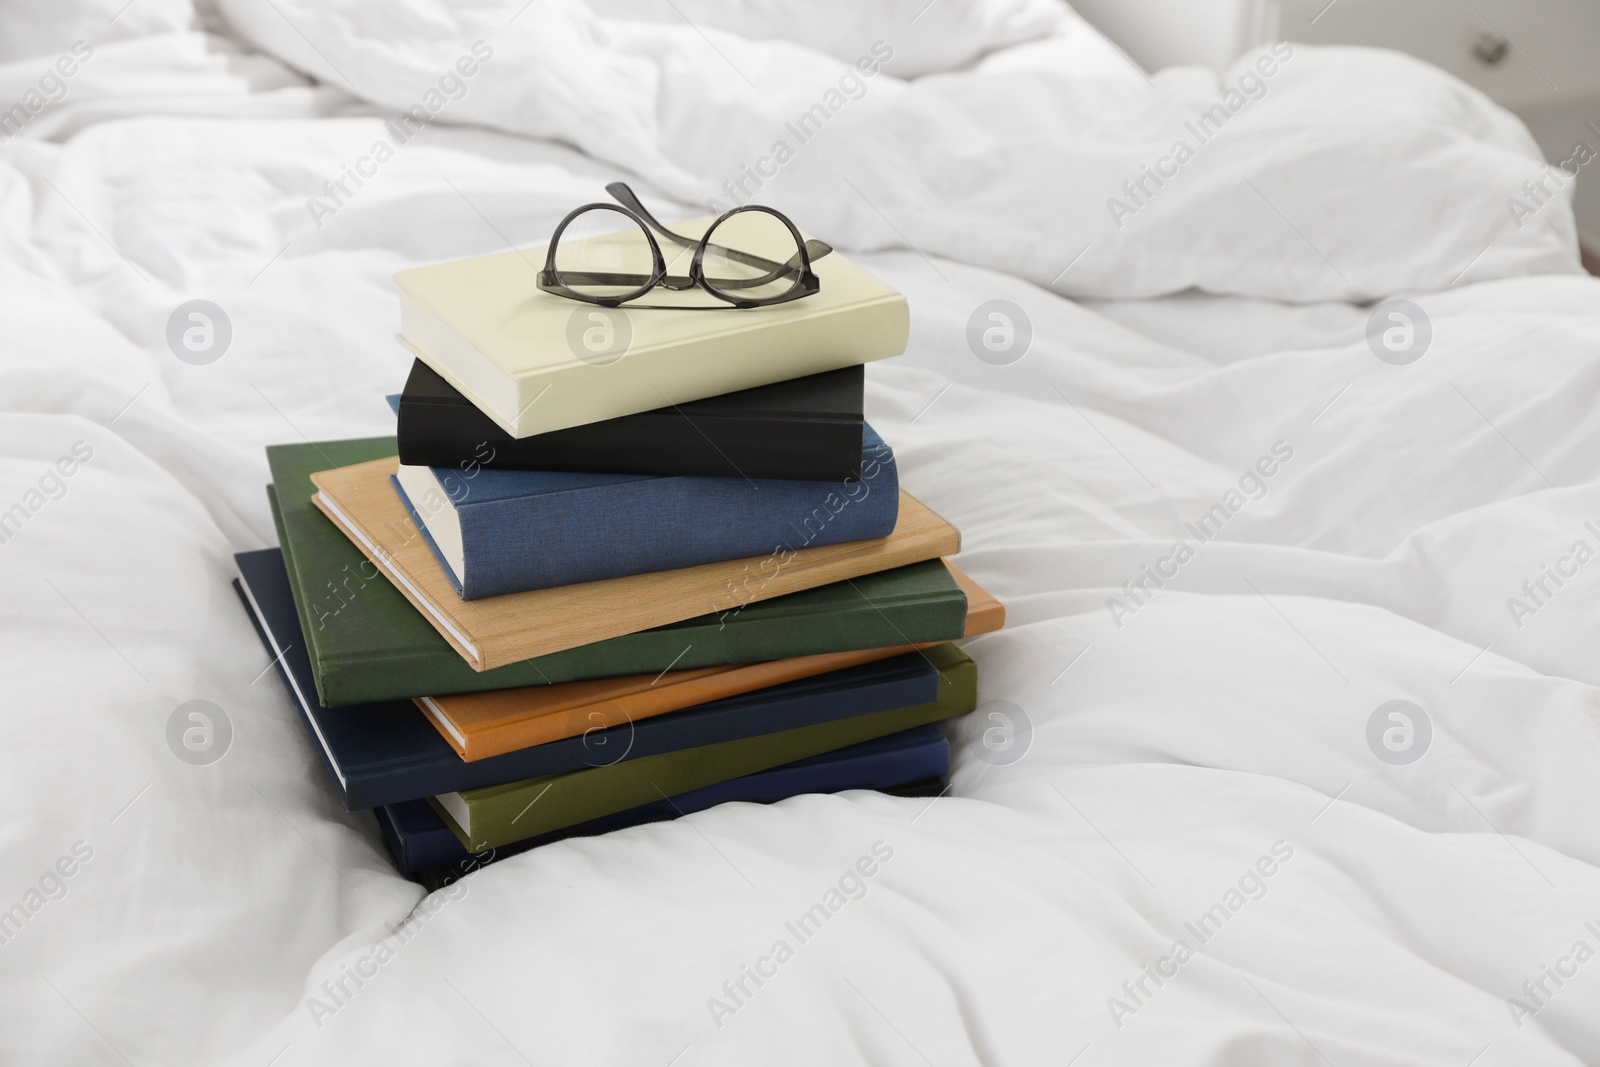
[266,438,970,706]
[432,643,977,851]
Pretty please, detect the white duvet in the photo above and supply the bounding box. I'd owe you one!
[3,1,1598,1063]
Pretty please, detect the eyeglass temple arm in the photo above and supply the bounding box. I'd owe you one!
[605,181,834,264]
[605,182,697,249]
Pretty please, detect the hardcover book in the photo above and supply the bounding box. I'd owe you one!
[424,564,1003,761]
[394,423,898,599]
[380,724,950,874]
[267,438,969,705]
[396,358,867,481]
[233,547,941,810]
[394,216,909,438]
[310,454,960,670]
[432,643,978,851]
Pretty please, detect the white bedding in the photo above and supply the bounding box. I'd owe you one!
[3,1,1598,1064]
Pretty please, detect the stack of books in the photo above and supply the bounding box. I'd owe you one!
[234,218,1002,887]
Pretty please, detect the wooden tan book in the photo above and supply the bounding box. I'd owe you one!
[309,457,960,672]
[419,563,1004,761]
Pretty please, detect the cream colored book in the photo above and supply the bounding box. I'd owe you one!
[308,457,961,671]
[393,216,908,438]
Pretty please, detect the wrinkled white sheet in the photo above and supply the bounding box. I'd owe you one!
[2,2,1598,1065]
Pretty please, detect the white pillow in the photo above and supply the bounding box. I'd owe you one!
[750,43,1584,302]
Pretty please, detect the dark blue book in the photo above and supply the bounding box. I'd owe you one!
[390,423,899,599]
[379,724,950,874]
[232,548,938,811]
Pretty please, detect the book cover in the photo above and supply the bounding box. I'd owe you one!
[380,724,950,874]
[424,563,1003,761]
[233,548,941,811]
[396,358,867,481]
[310,455,960,671]
[394,215,909,437]
[394,423,898,599]
[266,437,968,705]
[432,643,978,851]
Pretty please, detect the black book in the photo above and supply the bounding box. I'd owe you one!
[395,359,866,480]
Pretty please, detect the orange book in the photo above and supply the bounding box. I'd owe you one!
[419,563,1004,761]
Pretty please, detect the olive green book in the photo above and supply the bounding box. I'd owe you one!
[265,438,969,706]
[431,643,977,851]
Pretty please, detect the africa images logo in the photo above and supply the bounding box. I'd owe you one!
[1365,700,1430,766]
[966,300,1032,366]
[565,305,632,367]
[166,300,232,365]
[166,700,232,766]
[1366,299,1430,366]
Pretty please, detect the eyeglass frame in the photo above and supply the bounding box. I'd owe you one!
[536,182,832,310]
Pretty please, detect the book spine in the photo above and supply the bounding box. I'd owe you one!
[393,727,948,872]
[456,434,900,599]
[722,731,950,801]
[351,653,938,810]
[396,394,510,470]
[461,644,919,761]
[399,397,865,482]
[460,647,976,849]
[399,359,867,480]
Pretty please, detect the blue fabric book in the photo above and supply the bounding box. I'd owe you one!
[232,548,938,811]
[378,724,950,874]
[391,423,898,599]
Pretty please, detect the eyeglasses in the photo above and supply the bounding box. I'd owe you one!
[536,182,833,310]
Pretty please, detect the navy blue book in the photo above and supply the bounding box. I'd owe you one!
[390,423,898,599]
[379,724,950,874]
[233,548,938,811]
